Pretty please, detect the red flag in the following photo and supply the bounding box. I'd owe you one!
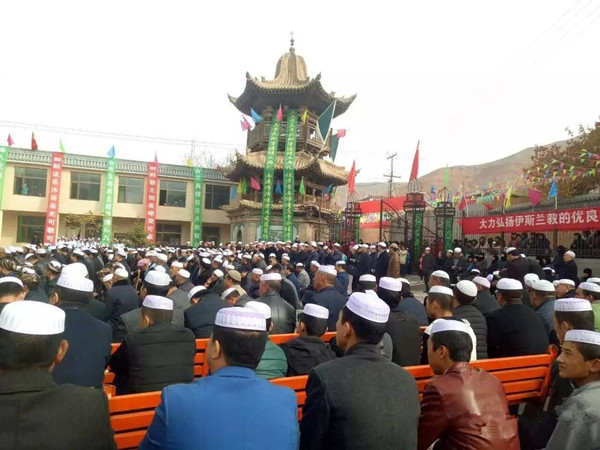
[483,203,494,211]
[336,129,346,138]
[250,176,261,191]
[409,140,419,180]
[31,132,38,150]
[276,104,283,122]
[7,134,14,147]
[348,161,356,195]
[528,188,543,206]
[241,116,251,131]
[153,152,158,165]
[458,194,466,211]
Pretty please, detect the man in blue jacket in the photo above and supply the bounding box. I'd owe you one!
[140,307,299,450]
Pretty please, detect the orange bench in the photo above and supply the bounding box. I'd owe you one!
[108,345,557,449]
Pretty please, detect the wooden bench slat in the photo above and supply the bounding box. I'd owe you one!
[502,379,543,394]
[111,411,156,432]
[271,376,309,391]
[109,391,162,413]
[114,430,148,450]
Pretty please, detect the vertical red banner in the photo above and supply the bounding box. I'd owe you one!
[145,160,159,242]
[43,152,64,244]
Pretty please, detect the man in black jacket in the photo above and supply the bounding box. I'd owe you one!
[374,242,390,281]
[184,285,229,338]
[109,295,195,394]
[472,276,500,315]
[452,280,488,360]
[0,301,115,449]
[105,267,139,332]
[50,274,112,388]
[504,247,530,286]
[486,278,549,358]
[555,279,576,299]
[377,277,421,366]
[257,273,295,334]
[557,250,578,284]
[422,247,437,291]
[280,304,336,376]
[300,292,420,449]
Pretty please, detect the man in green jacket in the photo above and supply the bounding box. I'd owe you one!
[246,301,287,379]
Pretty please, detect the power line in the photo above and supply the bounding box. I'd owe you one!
[383,153,402,198]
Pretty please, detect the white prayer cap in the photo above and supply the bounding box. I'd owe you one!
[429,286,453,296]
[473,276,490,289]
[310,261,321,268]
[0,277,24,288]
[265,265,272,271]
[318,265,337,276]
[90,249,98,254]
[453,247,462,253]
[22,267,36,275]
[187,255,196,262]
[171,261,183,268]
[425,247,431,251]
[587,277,600,284]
[470,269,480,274]
[35,248,47,255]
[335,260,346,266]
[251,268,264,275]
[258,253,265,259]
[334,243,340,247]
[245,301,272,319]
[506,247,517,253]
[178,269,190,279]
[72,249,84,257]
[282,254,290,260]
[369,245,376,249]
[361,244,369,249]
[117,249,127,257]
[61,263,89,279]
[554,298,592,312]
[213,269,224,278]
[520,254,526,259]
[114,268,129,279]
[108,255,114,261]
[352,245,359,251]
[269,253,276,258]
[497,278,523,290]
[242,254,252,259]
[456,280,477,298]
[359,274,376,282]
[102,274,113,283]
[310,241,317,247]
[431,270,450,280]
[188,286,207,300]
[524,273,540,288]
[323,246,328,251]
[57,274,93,293]
[565,250,576,258]
[144,270,172,286]
[487,275,494,282]
[142,295,173,311]
[531,279,555,293]
[157,253,168,262]
[564,329,600,346]
[292,243,298,248]
[146,250,157,257]
[0,301,65,335]
[215,307,266,331]
[379,277,402,292]
[553,280,560,287]
[346,292,390,324]
[492,271,500,276]
[399,278,410,285]
[47,260,62,273]
[446,249,454,253]
[260,273,282,282]
[154,266,166,273]
[579,282,600,293]
[430,319,470,335]
[378,242,387,248]
[557,279,575,287]
[302,304,329,320]
[201,257,211,265]
[221,287,238,300]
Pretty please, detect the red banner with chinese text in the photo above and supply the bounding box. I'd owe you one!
[462,207,600,234]
[145,161,159,242]
[43,152,64,244]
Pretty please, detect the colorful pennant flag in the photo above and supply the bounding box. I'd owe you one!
[409,140,420,180]
[250,108,262,124]
[330,135,339,162]
[336,129,346,138]
[59,139,65,153]
[528,188,542,206]
[107,145,116,158]
[548,179,558,199]
[186,155,193,167]
[504,185,513,209]
[250,176,261,191]
[241,115,252,131]
[7,134,14,147]
[153,152,158,165]
[301,108,308,124]
[323,183,333,195]
[299,176,306,195]
[317,101,336,142]
[276,104,283,122]
[240,178,248,195]
[31,132,38,150]
[275,179,282,195]
[230,185,237,200]
[483,203,494,211]
[458,195,467,211]
[348,161,356,195]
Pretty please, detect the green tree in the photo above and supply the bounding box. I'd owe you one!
[125,220,149,247]
[524,120,600,198]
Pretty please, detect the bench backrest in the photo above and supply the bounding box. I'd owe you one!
[109,345,557,449]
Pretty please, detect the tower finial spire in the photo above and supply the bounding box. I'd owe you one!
[289,31,295,53]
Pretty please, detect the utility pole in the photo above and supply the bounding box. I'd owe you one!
[384,153,402,198]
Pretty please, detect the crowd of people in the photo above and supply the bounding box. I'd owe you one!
[0,238,599,449]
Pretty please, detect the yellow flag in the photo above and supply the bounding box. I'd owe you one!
[504,186,512,208]
[186,155,193,167]
[301,108,308,124]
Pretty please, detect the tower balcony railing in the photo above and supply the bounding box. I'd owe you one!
[239,192,333,209]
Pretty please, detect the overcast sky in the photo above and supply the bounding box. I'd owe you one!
[1,0,599,183]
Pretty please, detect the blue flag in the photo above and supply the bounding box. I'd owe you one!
[107,145,115,158]
[548,179,558,199]
[275,180,282,195]
[230,185,237,200]
[250,108,262,124]
[323,183,333,195]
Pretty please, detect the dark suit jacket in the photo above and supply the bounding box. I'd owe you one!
[311,286,347,331]
[257,291,296,334]
[0,370,115,449]
[104,281,140,329]
[300,343,420,449]
[386,308,421,366]
[374,251,390,281]
[184,293,229,338]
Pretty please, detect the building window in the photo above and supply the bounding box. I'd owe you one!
[14,167,47,197]
[159,180,186,207]
[18,216,45,243]
[70,172,101,201]
[205,184,230,210]
[156,223,182,244]
[118,176,144,204]
[202,226,221,245]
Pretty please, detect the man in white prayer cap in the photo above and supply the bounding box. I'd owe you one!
[294,262,310,291]
[575,282,600,332]
[418,320,520,450]
[184,284,230,339]
[257,273,295,334]
[529,279,559,343]
[452,280,488,360]
[104,266,139,332]
[472,275,500,316]
[545,330,600,449]
[280,304,337,376]
[49,274,112,388]
[556,250,578,286]
[0,277,25,313]
[0,301,115,448]
[310,265,348,331]
[140,307,299,450]
[300,292,420,450]
[109,295,195,394]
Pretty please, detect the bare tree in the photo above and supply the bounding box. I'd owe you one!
[182,149,238,170]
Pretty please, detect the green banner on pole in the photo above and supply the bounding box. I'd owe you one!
[192,167,204,246]
[261,112,281,241]
[0,147,9,210]
[101,157,117,245]
[282,109,298,242]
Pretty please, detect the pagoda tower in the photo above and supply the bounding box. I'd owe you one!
[224,38,356,243]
